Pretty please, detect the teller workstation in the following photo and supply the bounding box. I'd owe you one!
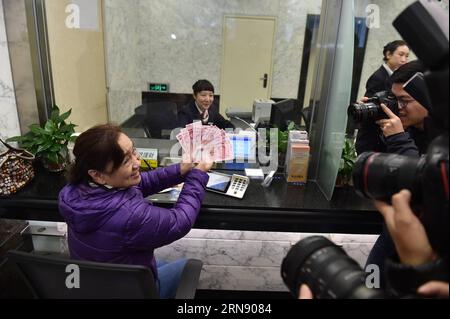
[0,92,380,235]
[0,149,380,234]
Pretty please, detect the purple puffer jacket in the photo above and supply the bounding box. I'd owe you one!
[58,164,209,279]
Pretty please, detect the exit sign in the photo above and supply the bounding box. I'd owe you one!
[149,83,169,92]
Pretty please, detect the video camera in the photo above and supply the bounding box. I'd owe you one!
[282,0,449,299]
[347,91,398,123]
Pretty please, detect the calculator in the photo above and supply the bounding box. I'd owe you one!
[206,171,249,199]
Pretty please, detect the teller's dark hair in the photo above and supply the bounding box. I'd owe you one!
[192,79,214,95]
[383,40,408,62]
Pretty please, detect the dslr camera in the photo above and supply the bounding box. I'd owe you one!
[347,91,398,123]
[282,0,449,299]
[282,134,448,299]
[281,235,385,299]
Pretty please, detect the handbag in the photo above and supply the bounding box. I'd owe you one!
[0,138,35,196]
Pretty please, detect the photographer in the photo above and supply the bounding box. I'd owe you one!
[298,189,449,299]
[364,61,434,280]
[376,60,430,155]
[373,189,448,299]
[355,60,430,155]
[355,39,410,155]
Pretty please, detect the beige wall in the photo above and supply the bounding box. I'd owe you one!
[45,0,107,132]
[103,0,322,124]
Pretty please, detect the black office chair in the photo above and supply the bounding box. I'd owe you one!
[135,102,179,138]
[7,250,203,299]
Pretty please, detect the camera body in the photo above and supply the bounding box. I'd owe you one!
[347,91,398,123]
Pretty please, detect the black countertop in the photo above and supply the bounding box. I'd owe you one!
[0,165,381,234]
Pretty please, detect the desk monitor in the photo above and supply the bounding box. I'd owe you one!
[226,131,257,162]
[214,132,257,171]
[269,99,300,131]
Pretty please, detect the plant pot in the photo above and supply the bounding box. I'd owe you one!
[42,159,68,172]
[335,174,353,188]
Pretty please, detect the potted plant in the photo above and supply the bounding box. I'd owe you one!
[7,106,77,172]
[271,121,298,170]
[336,136,357,187]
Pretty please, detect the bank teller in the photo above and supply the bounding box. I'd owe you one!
[177,79,235,130]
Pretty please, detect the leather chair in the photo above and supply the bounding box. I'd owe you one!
[135,102,179,139]
[7,250,203,299]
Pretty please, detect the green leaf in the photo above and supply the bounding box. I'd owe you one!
[36,144,52,154]
[339,136,357,176]
[60,123,76,134]
[30,125,50,136]
[5,136,23,142]
[50,107,60,121]
[59,109,72,122]
[50,144,62,152]
[46,151,59,164]
[45,120,56,132]
[6,104,75,168]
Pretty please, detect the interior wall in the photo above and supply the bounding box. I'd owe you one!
[103,0,322,124]
[45,0,108,132]
[0,0,20,142]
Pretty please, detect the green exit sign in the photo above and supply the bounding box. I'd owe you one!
[149,83,169,92]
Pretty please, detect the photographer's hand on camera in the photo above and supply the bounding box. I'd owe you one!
[374,189,436,266]
[418,281,449,298]
[298,284,314,299]
[374,189,449,298]
[376,104,405,137]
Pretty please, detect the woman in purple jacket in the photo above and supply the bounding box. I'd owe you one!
[59,124,212,298]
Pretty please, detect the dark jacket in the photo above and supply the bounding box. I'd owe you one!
[177,100,234,130]
[58,164,209,280]
[355,122,386,154]
[356,125,429,157]
[384,127,428,156]
[365,65,392,97]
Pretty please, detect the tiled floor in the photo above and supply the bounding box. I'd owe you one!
[155,229,378,291]
[26,222,379,292]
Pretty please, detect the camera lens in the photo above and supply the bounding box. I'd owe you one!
[347,102,383,123]
[281,236,384,299]
[353,152,424,201]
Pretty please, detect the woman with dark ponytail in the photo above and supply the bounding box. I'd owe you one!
[365,40,410,97]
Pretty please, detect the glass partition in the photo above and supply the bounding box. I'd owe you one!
[11,0,434,202]
[307,0,354,200]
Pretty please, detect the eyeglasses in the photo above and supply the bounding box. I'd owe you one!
[397,99,414,108]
